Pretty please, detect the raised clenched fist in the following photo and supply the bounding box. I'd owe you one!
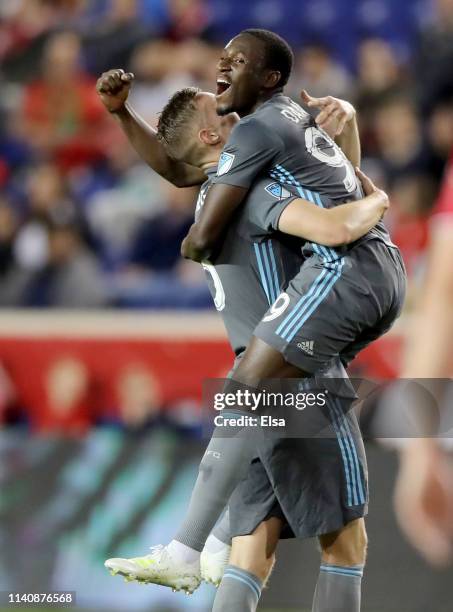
[96,68,135,113]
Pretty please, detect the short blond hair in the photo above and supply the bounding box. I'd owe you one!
[157,87,201,162]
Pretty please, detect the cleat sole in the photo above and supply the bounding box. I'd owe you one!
[105,565,201,592]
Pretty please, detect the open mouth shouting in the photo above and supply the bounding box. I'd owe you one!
[216,77,232,99]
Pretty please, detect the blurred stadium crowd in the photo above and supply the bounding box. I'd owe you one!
[0,0,452,310]
[1,5,453,604]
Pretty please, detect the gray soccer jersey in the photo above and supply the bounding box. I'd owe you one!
[206,95,404,377]
[191,169,370,543]
[212,93,394,251]
[195,167,299,355]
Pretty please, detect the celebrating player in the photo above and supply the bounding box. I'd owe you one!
[123,29,405,607]
[96,65,388,611]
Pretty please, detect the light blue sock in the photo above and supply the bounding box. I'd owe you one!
[212,564,263,612]
[312,563,364,612]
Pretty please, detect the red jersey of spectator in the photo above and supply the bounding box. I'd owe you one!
[432,152,453,220]
[22,75,109,170]
[20,31,115,171]
[391,213,428,277]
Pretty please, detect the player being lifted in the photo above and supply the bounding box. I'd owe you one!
[97,74,386,612]
[119,29,405,605]
[96,31,404,612]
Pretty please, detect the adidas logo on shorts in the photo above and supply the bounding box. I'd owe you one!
[297,340,314,355]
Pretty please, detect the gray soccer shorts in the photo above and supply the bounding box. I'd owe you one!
[228,393,368,540]
[254,240,406,374]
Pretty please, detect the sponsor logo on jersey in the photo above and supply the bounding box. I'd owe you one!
[217,152,235,176]
[297,340,314,355]
[265,182,292,200]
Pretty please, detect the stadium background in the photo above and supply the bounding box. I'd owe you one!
[0,0,452,610]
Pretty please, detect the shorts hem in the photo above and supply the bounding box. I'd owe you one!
[230,503,368,541]
[253,330,321,374]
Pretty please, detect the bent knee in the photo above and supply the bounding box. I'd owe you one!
[320,518,368,566]
[230,543,276,583]
[230,552,276,584]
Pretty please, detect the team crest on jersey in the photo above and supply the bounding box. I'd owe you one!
[265,182,291,200]
[217,152,235,176]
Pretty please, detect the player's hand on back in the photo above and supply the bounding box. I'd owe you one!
[300,90,355,138]
[96,69,134,113]
[355,167,389,216]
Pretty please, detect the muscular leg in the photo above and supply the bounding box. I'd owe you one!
[212,517,282,612]
[174,337,305,552]
[312,518,368,612]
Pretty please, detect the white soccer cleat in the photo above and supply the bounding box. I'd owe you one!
[104,545,201,594]
[200,542,231,587]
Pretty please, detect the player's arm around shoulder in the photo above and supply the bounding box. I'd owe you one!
[277,168,389,246]
[96,69,206,188]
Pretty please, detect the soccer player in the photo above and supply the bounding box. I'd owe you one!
[96,70,387,612]
[115,28,405,606]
